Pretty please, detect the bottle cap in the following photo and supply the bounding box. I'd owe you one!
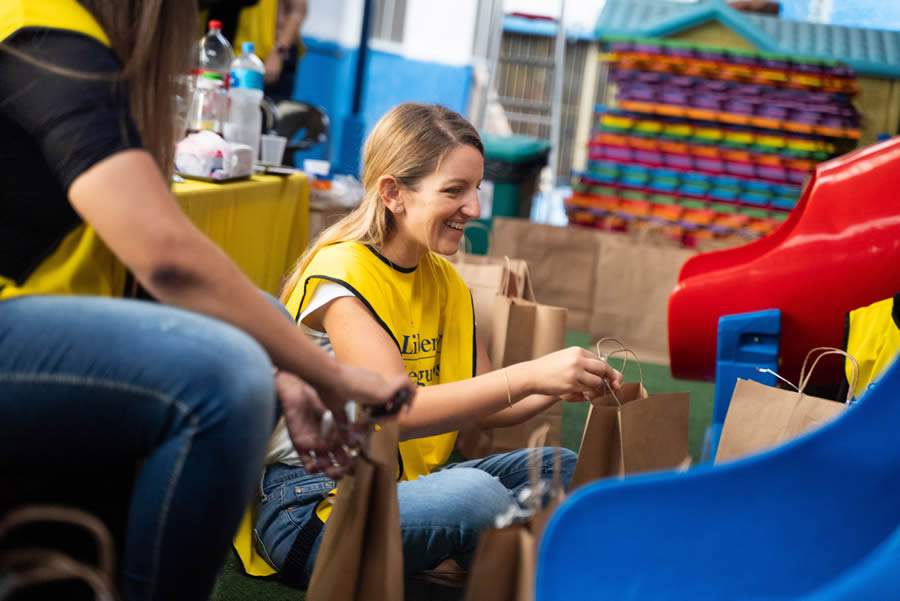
[209,20,223,30]
[242,41,255,55]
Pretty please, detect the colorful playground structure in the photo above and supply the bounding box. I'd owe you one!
[668,135,900,386]
[567,38,861,245]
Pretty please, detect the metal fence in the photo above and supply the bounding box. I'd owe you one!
[495,31,603,180]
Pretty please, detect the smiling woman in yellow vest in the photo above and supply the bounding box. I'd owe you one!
[237,103,623,585]
[0,2,410,599]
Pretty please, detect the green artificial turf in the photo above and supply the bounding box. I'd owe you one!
[210,331,714,600]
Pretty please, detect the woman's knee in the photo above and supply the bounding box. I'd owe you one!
[183,319,276,444]
[411,468,513,530]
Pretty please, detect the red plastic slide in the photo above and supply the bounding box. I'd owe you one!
[669,137,900,385]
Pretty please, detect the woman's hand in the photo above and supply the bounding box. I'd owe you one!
[277,371,357,480]
[321,364,417,417]
[520,346,623,400]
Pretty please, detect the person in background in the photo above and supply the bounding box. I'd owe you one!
[0,1,411,600]
[236,103,623,586]
[208,0,308,101]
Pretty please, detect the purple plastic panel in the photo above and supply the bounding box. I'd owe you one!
[663,91,690,104]
[794,112,820,124]
[787,170,808,184]
[760,106,788,119]
[695,96,722,110]
[726,100,754,114]
[725,162,755,177]
[663,153,692,168]
[697,158,725,172]
[635,150,663,164]
[606,146,633,161]
[759,166,787,180]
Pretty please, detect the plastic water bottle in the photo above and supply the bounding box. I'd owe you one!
[197,19,233,82]
[187,20,233,134]
[225,42,266,158]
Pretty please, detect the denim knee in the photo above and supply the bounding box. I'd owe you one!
[406,467,513,533]
[185,321,276,456]
[398,467,514,574]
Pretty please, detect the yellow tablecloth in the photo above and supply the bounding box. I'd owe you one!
[173,173,309,296]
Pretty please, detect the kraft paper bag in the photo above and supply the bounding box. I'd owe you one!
[447,225,532,353]
[490,218,597,332]
[715,348,857,463]
[589,230,696,364]
[463,525,535,601]
[489,300,568,454]
[306,422,403,601]
[571,379,691,489]
[464,428,563,601]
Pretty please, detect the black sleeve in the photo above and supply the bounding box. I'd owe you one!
[0,28,143,191]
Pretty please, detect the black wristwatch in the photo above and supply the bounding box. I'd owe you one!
[275,44,292,58]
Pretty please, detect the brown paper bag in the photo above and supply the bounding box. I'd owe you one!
[463,525,535,601]
[487,292,568,454]
[306,422,403,601]
[448,252,531,352]
[490,218,598,332]
[715,348,856,463]
[464,427,563,601]
[571,343,690,489]
[589,229,696,364]
[571,382,690,488]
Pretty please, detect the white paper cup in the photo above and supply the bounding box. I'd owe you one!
[259,134,288,166]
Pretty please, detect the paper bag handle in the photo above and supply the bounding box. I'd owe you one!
[798,347,859,403]
[0,505,117,600]
[594,338,647,404]
[0,506,115,578]
[498,256,538,302]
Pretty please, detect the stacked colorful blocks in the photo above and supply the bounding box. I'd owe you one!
[566,38,858,244]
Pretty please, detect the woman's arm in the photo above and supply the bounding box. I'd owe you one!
[466,333,564,429]
[68,150,414,417]
[320,295,620,440]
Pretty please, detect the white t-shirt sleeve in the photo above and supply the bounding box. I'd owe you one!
[297,282,355,332]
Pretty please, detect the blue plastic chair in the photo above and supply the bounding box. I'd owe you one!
[795,524,900,601]
[704,309,781,461]
[537,356,900,601]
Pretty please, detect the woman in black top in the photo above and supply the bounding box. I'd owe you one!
[0,2,413,600]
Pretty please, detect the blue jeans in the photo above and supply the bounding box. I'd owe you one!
[0,295,277,601]
[255,446,577,585]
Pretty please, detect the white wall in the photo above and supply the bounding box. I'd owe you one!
[503,0,606,35]
[403,0,479,65]
[304,0,364,47]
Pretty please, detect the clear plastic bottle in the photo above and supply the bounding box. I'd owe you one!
[198,19,233,82]
[187,20,233,135]
[225,41,266,158]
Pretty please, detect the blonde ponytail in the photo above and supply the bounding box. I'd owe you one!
[280,103,482,303]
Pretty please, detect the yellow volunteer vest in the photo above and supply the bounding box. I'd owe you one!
[234,241,476,576]
[0,0,127,300]
[234,0,277,61]
[846,295,900,400]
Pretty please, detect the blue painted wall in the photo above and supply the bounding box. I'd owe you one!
[290,36,473,175]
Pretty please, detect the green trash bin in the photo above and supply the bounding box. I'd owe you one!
[481,133,551,219]
[462,217,492,256]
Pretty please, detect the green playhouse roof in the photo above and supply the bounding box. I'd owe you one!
[594,0,900,79]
